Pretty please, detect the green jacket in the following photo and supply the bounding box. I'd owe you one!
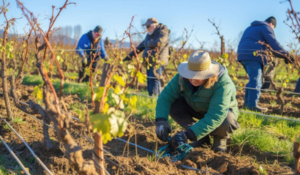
[155,68,239,140]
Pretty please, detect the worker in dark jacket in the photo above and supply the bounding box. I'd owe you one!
[124,18,170,96]
[237,16,294,112]
[76,26,108,82]
[155,50,240,152]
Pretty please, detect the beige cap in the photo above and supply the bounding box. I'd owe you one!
[142,18,158,26]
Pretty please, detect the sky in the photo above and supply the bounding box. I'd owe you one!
[4,0,300,51]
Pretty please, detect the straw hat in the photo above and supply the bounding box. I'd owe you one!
[177,50,220,79]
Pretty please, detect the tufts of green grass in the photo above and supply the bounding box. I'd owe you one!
[13,117,26,124]
[0,155,10,175]
[231,128,293,162]
[22,75,43,86]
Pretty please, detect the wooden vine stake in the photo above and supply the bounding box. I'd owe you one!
[94,63,110,175]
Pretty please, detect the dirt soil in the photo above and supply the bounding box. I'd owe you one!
[0,83,296,175]
[236,87,300,117]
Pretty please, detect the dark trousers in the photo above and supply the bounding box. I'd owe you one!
[295,78,300,93]
[79,57,99,82]
[169,96,240,139]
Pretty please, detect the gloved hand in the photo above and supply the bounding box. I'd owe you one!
[170,131,188,152]
[155,119,171,142]
[285,55,295,64]
[123,56,131,62]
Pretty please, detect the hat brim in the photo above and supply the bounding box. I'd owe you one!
[177,60,220,79]
[142,22,158,26]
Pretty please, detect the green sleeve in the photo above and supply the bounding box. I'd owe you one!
[189,83,232,140]
[155,74,182,120]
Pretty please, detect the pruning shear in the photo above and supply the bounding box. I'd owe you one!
[157,137,193,162]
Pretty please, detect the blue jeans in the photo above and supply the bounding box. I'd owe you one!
[295,78,300,93]
[240,61,263,108]
[146,67,162,96]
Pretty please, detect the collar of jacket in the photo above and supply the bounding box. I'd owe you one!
[151,23,167,35]
[178,76,201,93]
[87,30,94,43]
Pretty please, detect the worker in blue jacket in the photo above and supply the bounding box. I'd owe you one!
[76,26,108,82]
[237,16,294,112]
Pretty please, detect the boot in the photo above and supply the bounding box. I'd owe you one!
[249,106,268,112]
[212,136,227,152]
[189,135,211,148]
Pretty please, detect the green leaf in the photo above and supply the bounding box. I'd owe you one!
[93,87,105,102]
[90,110,127,144]
[85,67,91,76]
[90,113,112,144]
[74,109,85,122]
[295,134,300,143]
[9,52,13,60]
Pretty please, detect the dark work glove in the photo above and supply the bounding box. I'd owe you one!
[285,55,295,64]
[184,128,197,141]
[123,56,131,62]
[170,131,188,152]
[82,56,88,67]
[155,118,171,142]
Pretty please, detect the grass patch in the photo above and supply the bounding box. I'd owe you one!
[0,155,10,175]
[231,128,293,162]
[13,117,26,124]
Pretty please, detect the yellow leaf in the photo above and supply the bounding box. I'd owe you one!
[129,96,137,111]
[103,103,109,114]
[183,54,188,60]
[136,71,147,84]
[221,53,228,59]
[33,86,43,100]
[283,83,287,88]
[113,74,125,87]
[114,85,121,94]
[70,76,76,80]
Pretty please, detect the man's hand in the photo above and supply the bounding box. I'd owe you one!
[170,131,188,152]
[155,119,171,142]
[285,55,295,64]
